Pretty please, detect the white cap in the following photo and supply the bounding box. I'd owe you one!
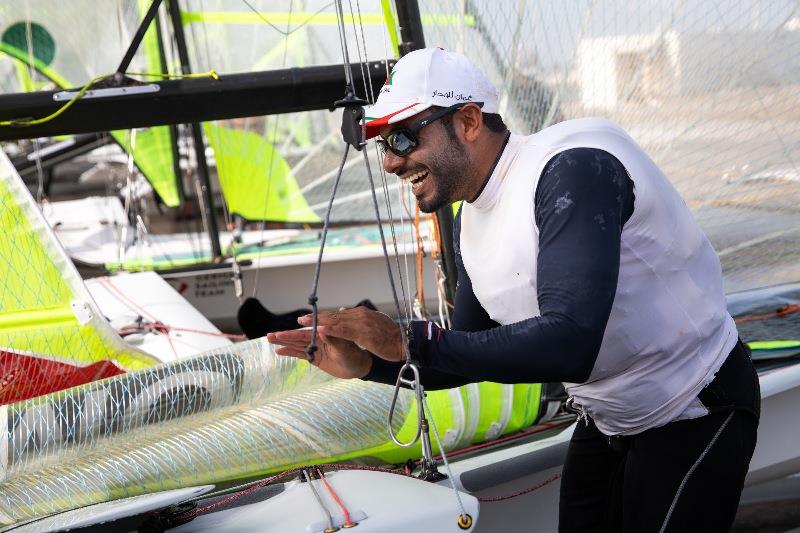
[363,47,498,139]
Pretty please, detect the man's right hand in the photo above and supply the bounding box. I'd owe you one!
[266,328,373,379]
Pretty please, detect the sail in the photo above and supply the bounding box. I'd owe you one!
[0,2,183,207]
[204,122,319,223]
[0,335,543,525]
[177,0,409,225]
[0,150,158,403]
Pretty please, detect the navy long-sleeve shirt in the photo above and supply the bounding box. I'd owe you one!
[365,147,635,390]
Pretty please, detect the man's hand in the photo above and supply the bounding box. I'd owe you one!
[298,307,406,362]
[266,328,373,379]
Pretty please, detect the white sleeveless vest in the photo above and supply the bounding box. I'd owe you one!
[460,118,737,435]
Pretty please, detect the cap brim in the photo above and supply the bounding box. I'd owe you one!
[363,101,432,139]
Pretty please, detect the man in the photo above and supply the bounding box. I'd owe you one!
[267,47,760,532]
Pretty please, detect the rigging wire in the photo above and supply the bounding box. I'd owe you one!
[240,0,334,37]
[305,143,351,362]
[348,0,372,104]
[20,12,46,203]
[423,395,470,525]
[250,0,296,299]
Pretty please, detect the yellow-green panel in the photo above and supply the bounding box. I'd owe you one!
[0,154,157,370]
[111,128,181,208]
[204,123,320,223]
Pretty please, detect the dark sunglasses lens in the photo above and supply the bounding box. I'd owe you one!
[388,131,416,156]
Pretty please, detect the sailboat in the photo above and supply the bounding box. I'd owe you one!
[1,0,800,531]
[1,0,448,330]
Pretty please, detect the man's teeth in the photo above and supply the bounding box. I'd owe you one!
[410,171,427,184]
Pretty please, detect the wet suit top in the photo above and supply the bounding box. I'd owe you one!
[364,144,635,390]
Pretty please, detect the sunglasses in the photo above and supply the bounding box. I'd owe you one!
[376,101,484,157]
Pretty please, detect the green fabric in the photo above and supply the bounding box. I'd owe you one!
[106,224,419,271]
[111,127,181,208]
[268,381,543,470]
[0,41,68,87]
[1,21,55,66]
[748,340,800,350]
[380,0,400,57]
[204,123,320,223]
[0,34,182,208]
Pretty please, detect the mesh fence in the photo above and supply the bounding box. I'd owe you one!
[418,0,800,293]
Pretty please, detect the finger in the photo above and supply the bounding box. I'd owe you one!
[297,312,339,326]
[297,307,365,326]
[271,341,309,353]
[275,346,312,359]
[267,330,313,343]
[317,323,358,342]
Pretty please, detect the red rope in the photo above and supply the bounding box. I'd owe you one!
[734,303,800,324]
[176,462,410,522]
[98,276,158,322]
[316,467,353,527]
[434,419,573,462]
[98,277,178,357]
[476,472,562,502]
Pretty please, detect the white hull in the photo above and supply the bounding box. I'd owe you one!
[85,271,232,361]
[160,244,441,330]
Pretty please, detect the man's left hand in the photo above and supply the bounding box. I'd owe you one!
[297,307,406,362]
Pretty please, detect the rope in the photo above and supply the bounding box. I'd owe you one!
[98,276,158,322]
[0,70,218,127]
[118,323,246,341]
[316,466,354,527]
[306,144,351,362]
[477,473,562,502]
[303,469,335,532]
[659,410,735,533]
[734,303,800,324]
[176,462,410,522]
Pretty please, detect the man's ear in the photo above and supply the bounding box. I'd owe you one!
[458,103,484,143]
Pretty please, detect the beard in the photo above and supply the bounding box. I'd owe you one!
[416,135,471,213]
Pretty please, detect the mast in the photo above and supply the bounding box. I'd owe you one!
[153,7,185,207]
[167,0,222,259]
[394,0,458,304]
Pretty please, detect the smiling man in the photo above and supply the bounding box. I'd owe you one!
[267,47,760,532]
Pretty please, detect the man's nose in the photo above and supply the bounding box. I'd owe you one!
[382,149,405,174]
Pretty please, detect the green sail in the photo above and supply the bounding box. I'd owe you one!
[0,9,182,208]
[204,123,320,223]
[0,150,157,370]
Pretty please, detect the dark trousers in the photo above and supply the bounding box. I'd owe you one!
[559,340,760,532]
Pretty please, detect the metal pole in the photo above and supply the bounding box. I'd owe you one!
[117,0,165,75]
[154,9,185,207]
[394,0,458,303]
[167,0,222,259]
